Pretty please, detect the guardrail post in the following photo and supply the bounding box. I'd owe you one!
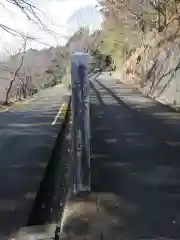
[71,53,90,194]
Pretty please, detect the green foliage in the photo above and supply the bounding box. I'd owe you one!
[61,74,71,89]
[99,20,132,67]
[98,0,180,65]
[89,49,103,72]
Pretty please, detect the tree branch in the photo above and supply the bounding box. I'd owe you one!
[4,38,27,104]
[1,0,69,40]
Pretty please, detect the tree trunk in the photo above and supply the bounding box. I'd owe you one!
[4,39,27,105]
[174,0,178,14]
[164,7,167,27]
[158,10,161,32]
[4,79,15,105]
[155,0,161,32]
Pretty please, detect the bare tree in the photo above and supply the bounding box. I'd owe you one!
[4,38,27,104]
[149,0,180,30]
[150,0,165,31]
[0,0,69,40]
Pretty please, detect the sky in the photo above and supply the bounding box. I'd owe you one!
[0,0,102,58]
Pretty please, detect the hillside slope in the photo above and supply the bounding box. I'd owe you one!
[0,46,68,103]
[121,16,180,109]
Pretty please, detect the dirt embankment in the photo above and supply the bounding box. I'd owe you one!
[118,16,180,109]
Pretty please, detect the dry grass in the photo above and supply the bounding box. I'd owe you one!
[0,104,10,112]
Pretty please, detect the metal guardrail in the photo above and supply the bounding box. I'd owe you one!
[71,53,90,194]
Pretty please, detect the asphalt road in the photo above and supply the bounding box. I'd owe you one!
[0,85,69,238]
[90,73,180,239]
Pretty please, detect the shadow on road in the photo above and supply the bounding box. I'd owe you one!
[90,78,180,239]
[0,105,70,238]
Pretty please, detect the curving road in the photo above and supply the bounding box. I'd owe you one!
[90,73,180,239]
[1,71,180,239]
[0,85,69,238]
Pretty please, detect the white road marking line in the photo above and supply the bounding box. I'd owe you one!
[52,103,68,126]
[52,108,62,126]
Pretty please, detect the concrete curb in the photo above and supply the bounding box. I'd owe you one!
[0,97,35,113]
[111,70,180,112]
[139,88,180,112]
[155,97,180,112]
[16,224,57,240]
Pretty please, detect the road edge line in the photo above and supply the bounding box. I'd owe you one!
[52,103,68,126]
